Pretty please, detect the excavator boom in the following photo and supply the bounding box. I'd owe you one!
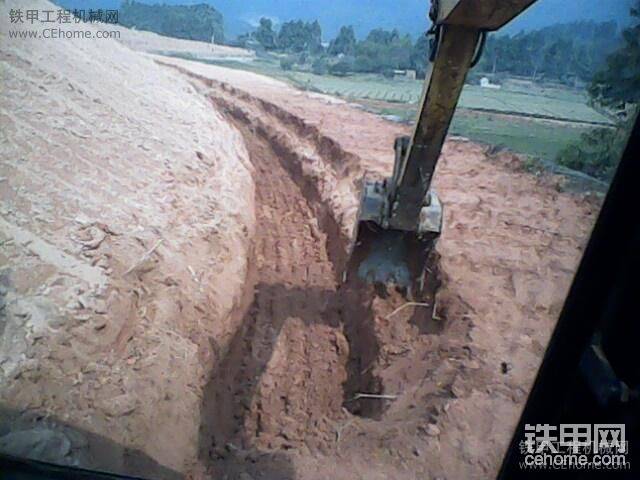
[346,0,536,295]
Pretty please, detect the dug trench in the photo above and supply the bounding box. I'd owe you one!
[199,111,387,449]
[184,72,465,477]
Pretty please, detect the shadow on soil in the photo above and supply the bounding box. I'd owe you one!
[0,406,182,479]
[197,281,383,478]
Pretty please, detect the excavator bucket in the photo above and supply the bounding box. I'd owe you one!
[343,0,538,297]
[344,178,442,296]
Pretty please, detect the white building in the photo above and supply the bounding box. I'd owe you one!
[480,77,501,89]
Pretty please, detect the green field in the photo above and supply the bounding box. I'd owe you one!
[218,58,612,126]
[451,111,592,160]
[286,73,611,124]
[367,103,592,161]
[188,56,614,183]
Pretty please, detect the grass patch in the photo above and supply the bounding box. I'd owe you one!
[450,111,592,160]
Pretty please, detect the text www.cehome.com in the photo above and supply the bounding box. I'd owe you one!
[8,28,120,39]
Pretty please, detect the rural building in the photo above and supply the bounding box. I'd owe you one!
[480,76,501,89]
[394,69,417,80]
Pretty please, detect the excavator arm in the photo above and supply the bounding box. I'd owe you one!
[346,0,536,294]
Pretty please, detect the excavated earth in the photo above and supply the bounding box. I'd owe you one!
[161,61,599,480]
[1,4,600,480]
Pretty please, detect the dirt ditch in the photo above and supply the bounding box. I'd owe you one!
[200,108,385,455]
[168,69,440,476]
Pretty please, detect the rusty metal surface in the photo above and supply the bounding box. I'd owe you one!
[389,24,479,230]
[438,0,537,31]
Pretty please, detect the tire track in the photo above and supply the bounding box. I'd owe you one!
[203,119,353,454]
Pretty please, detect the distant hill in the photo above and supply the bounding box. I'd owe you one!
[55,0,635,41]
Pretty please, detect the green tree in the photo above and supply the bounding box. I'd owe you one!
[309,20,323,54]
[120,1,224,44]
[352,28,412,74]
[589,2,640,108]
[328,26,356,56]
[477,21,619,83]
[254,17,277,50]
[410,34,429,78]
[557,2,639,181]
[312,57,329,75]
[329,57,355,76]
[556,127,629,180]
[278,20,323,53]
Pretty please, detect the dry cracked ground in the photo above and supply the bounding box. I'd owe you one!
[0,2,600,479]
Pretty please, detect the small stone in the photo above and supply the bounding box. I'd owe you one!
[66,300,82,311]
[95,256,110,269]
[50,277,65,287]
[100,393,136,417]
[93,300,107,314]
[465,359,481,370]
[213,446,228,459]
[451,377,466,398]
[225,442,240,452]
[93,319,107,331]
[501,361,512,374]
[82,362,97,373]
[426,424,440,437]
[246,450,260,463]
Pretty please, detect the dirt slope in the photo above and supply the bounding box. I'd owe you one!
[0,1,254,476]
[160,57,598,479]
[113,25,254,61]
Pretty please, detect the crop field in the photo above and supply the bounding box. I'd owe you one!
[289,72,421,103]
[283,71,612,126]
[194,57,612,121]
[450,111,593,160]
[190,56,615,170]
[366,102,593,160]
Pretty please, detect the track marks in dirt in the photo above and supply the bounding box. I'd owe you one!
[194,75,450,458]
[205,121,352,454]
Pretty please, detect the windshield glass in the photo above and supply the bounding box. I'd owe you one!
[1,1,638,478]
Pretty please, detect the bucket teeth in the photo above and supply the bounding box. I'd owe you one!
[345,219,437,295]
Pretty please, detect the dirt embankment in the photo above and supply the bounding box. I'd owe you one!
[0,1,254,476]
[112,25,254,62]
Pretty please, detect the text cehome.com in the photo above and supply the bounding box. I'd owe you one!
[8,28,120,40]
[520,452,630,470]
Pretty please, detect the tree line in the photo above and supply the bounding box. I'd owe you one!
[245,17,622,85]
[119,1,225,44]
[243,19,427,77]
[556,2,639,181]
[477,21,620,85]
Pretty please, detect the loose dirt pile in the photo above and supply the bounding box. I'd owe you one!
[0,1,254,476]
